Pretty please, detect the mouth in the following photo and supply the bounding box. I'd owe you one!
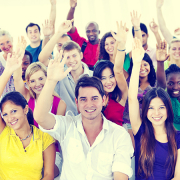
[173,91,179,95]
[69,63,76,67]
[89,36,95,40]
[152,117,162,121]
[31,36,37,40]
[105,85,113,89]
[34,86,43,91]
[85,109,96,113]
[107,49,114,53]
[10,120,18,125]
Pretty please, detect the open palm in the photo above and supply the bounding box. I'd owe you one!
[156,40,169,61]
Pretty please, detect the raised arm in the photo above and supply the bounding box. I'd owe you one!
[49,0,56,36]
[149,19,162,46]
[111,21,128,106]
[0,48,24,133]
[34,51,72,129]
[156,0,173,44]
[39,19,74,66]
[131,10,142,43]
[128,38,145,135]
[156,40,169,89]
[67,0,77,33]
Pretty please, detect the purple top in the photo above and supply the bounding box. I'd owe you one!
[134,123,180,180]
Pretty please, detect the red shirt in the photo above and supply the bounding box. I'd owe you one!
[68,27,99,67]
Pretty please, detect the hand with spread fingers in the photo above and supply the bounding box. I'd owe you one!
[50,0,56,5]
[156,0,164,8]
[156,40,169,61]
[16,36,27,57]
[132,37,145,64]
[130,10,141,28]
[57,19,74,34]
[111,21,129,45]
[70,0,77,8]
[42,19,54,37]
[47,50,72,82]
[174,28,180,36]
[149,19,159,34]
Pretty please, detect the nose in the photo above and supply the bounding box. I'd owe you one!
[35,80,41,86]
[154,109,159,116]
[173,83,178,90]
[89,31,93,36]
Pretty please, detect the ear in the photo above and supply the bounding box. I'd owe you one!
[80,52,83,60]
[98,30,100,35]
[102,95,106,106]
[24,105,29,115]
[147,33,149,38]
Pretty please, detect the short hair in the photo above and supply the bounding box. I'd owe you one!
[86,21,99,30]
[24,50,33,64]
[132,23,148,37]
[62,41,81,53]
[0,29,12,40]
[26,23,40,33]
[169,38,180,49]
[75,75,105,99]
[62,34,72,40]
[0,91,34,125]
[25,62,47,99]
[165,64,180,79]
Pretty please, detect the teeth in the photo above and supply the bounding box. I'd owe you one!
[153,117,161,120]
[173,91,179,94]
[10,120,17,125]
[86,110,95,112]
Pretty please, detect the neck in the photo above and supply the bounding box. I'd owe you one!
[170,58,180,67]
[15,122,31,140]
[109,55,114,64]
[139,76,150,90]
[70,64,84,82]
[90,39,99,45]
[143,44,148,51]
[153,125,166,136]
[30,40,40,48]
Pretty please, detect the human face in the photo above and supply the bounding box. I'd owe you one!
[147,97,167,127]
[65,49,83,71]
[27,25,41,43]
[139,60,150,77]
[22,55,31,80]
[56,36,71,52]
[75,87,105,121]
[141,31,148,47]
[0,35,13,54]
[1,101,28,130]
[86,23,100,43]
[104,37,116,56]
[169,42,180,60]
[28,70,46,96]
[167,73,180,98]
[101,68,116,93]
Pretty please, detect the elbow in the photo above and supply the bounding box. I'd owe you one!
[33,108,43,124]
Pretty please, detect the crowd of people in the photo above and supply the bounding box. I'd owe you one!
[1,0,180,179]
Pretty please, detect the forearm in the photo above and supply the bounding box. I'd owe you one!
[42,36,51,49]
[42,175,54,180]
[134,26,142,43]
[67,7,76,33]
[153,32,162,46]
[156,7,172,44]
[49,3,56,29]
[156,61,166,88]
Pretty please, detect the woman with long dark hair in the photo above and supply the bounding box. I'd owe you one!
[0,48,55,179]
[129,38,180,180]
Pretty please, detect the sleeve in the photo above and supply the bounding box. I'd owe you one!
[176,131,180,149]
[67,27,86,47]
[42,131,55,151]
[112,128,134,178]
[0,61,5,76]
[123,53,131,72]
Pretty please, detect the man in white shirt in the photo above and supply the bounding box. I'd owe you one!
[34,37,134,179]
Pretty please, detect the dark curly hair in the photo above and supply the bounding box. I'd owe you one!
[93,60,122,102]
[99,32,115,60]
[165,64,180,78]
[128,53,156,87]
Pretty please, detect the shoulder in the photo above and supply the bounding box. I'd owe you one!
[176,131,180,149]
[82,62,93,76]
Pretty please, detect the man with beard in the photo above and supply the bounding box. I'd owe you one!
[67,0,100,70]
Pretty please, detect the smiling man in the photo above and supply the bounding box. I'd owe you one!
[34,56,134,180]
[66,0,100,69]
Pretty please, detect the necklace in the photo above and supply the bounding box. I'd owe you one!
[19,126,33,141]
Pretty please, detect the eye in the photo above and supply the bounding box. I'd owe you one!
[148,107,153,109]
[30,80,35,83]
[92,97,98,100]
[2,113,7,117]
[111,41,115,44]
[73,54,77,57]
[101,77,106,80]
[0,43,4,46]
[7,41,10,44]
[11,110,17,114]
[110,75,114,78]
[160,106,165,109]
[80,98,86,102]
[86,30,90,33]
[39,77,43,80]
[105,43,108,46]
[92,30,97,32]
[167,82,173,86]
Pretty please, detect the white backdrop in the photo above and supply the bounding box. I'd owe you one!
[0,0,180,52]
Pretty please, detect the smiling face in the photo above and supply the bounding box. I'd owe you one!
[64,49,83,71]
[27,25,41,43]
[86,23,100,43]
[139,60,150,77]
[1,101,28,130]
[167,73,180,98]
[28,70,46,96]
[75,87,105,121]
[147,97,167,127]
[101,67,116,93]
[0,35,13,54]
[104,37,116,56]
[169,41,180,60]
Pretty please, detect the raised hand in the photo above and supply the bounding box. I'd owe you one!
[130,10,141,28]
[156,0,164,8]
[57,19,74,34]
[132,37,145,64]
[42,19,54,37]
[111,21,129,45]
[70,0,77,8]
[50,0,56,5]
[174,28,180,36]
[16,36,26,57]
[149,19,159,34]
[47,50,72,82]
[156,40,169,61]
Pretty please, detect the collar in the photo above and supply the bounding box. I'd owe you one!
[145,45,153,52]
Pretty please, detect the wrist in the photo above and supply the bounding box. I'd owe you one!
[117,42,126,50]
[134,26,140,30]
[44,35,50,38]
[46,78,58,85]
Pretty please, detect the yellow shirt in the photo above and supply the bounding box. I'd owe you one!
[0,125,55,180]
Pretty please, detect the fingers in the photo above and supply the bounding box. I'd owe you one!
[111,30,116,39]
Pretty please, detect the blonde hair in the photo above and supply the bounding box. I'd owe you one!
[169,39,180,49]
[0,30,12,40]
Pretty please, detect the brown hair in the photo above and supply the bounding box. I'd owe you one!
[62,40,81,53]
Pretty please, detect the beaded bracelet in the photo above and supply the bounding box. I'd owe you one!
[134,29,140,31]
[117,49,126,51]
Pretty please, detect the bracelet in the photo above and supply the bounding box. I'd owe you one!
[117,49,126,51]
[134,29,140,31]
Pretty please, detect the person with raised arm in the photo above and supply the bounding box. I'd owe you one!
[67,0,100,69]
[0,47,55,180]
[34,50,134,180]
[129,37,180,180]
[26,0,56,62]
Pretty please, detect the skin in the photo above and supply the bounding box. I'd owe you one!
[27,25,41,44]
[166,73,180,99]
[104,37,116,56]
[141,31,148,50]
[22,55,31,80]
[101,68,116,94]
[139,60,150,78]
[56,36,71,52]
[85,23,100,45]
[169,42,180,61]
